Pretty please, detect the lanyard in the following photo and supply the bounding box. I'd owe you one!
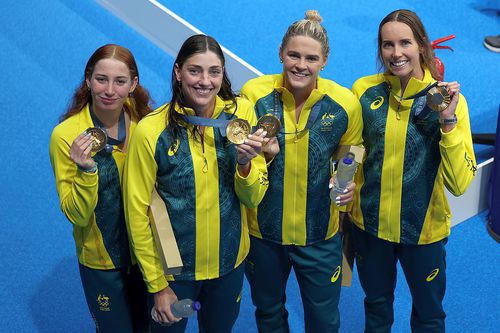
[182,111,231,137]
[89,104,126,153]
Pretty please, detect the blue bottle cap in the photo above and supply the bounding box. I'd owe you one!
[193,301,201,311]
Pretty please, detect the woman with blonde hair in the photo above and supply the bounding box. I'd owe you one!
[241,10,363,333]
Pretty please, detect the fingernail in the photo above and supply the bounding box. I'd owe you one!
[343,189,348,193]
[335,196,340,201]
[336,200,341,206]
[329,183,333,189]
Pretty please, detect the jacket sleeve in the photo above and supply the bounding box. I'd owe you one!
[123,120,168,293]
[439,95,477,196]
[234,99,269,208]
[49,125,98,227]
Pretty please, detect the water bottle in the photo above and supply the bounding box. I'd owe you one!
[171,299,201,318]
[151,299,201,324]
[330,153,357,200]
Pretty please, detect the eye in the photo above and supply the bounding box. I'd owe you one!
[116,79,127,85]
[188,68,200,75]
[209,68,222,77]
[306,56,319,62]
[287,53,300,59]
[382,41,393,49]
[96,77,106,83]
[402,40,412,46]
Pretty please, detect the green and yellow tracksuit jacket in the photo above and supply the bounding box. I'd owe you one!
[49,103,137,269]
[351,69,476,245]
[241,74,363,246]
[123,96,268,293]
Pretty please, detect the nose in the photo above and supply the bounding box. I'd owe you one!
[200,72,210,86]
[296,57,307,69]
[105,82,114,95]
[393,45,402,58]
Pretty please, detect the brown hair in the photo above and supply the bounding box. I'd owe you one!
[281,10,329,58]
[60,44,152,122]
[166,34,237,142]
[377,9,440,79]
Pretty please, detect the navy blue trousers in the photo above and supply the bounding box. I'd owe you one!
[245,234,343,333]
[150,264,244,333]
[79,264,149,333]
[352,225,447,333]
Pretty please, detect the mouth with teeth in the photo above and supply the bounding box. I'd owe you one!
[390,60,409,69]
[290,71,310,79]
[194,87,212,95]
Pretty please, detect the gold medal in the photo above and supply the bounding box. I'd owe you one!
[426,86,451,112]
[226,118,250,144]
[85,127,107,152]
[257,114,281,138]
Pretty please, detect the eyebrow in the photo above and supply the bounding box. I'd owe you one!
[94,73,129,79]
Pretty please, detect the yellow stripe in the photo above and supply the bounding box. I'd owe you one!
[282,92,309,245]
[191,127,220,279]
[418,173,451,244]
[236,204,250,266]
[378,98,409,242]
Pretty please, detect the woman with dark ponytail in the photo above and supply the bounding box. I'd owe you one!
[124,34,269,332]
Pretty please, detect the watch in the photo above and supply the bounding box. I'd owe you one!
[77,163,98,173]
[439,114,457,125]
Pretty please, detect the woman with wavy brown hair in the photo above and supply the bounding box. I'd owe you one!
[49,44,152,333]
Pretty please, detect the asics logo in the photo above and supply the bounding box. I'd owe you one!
[426,268,440,282]
[331,265,341,283]
[370,96,384,110]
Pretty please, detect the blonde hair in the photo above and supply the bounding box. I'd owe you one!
[281,10,329,57]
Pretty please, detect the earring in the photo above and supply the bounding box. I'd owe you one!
[321,67,325,71]
[280,59,283,63]
[178,80,182,87]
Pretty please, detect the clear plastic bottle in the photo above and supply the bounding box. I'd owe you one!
[330,153,357,200]
[151,299,201,324]
[171,299,201,318]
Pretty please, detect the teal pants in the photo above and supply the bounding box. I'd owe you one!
[351,225,447,333]
[245,234,343,333]
[79,264,149,333]
[150,263,244,333]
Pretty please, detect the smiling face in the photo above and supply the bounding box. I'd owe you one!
[86,58,137,114]
[174,51,223,116]
[280,35,327,98]
[380,21,424,88]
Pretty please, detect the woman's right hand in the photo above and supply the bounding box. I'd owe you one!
[69,132,95,170]
[152,286,181,325]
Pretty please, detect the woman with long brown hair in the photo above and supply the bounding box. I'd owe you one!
[49,44,152,333]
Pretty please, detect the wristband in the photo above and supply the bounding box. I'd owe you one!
[439,114,457,125]
[78,162,98,173]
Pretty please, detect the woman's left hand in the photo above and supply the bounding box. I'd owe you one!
[438,81,460,121]
[329,180,356,206]
[236,128,267,172]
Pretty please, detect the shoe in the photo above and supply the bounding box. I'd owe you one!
[483,35,500,53]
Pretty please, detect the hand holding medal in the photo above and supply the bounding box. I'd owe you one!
[436,81,460,130]
[69,129,102,172]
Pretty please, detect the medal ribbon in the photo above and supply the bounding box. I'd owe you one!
[273,91,323,135]
[89,104,126,152]
[182,112,231,137]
